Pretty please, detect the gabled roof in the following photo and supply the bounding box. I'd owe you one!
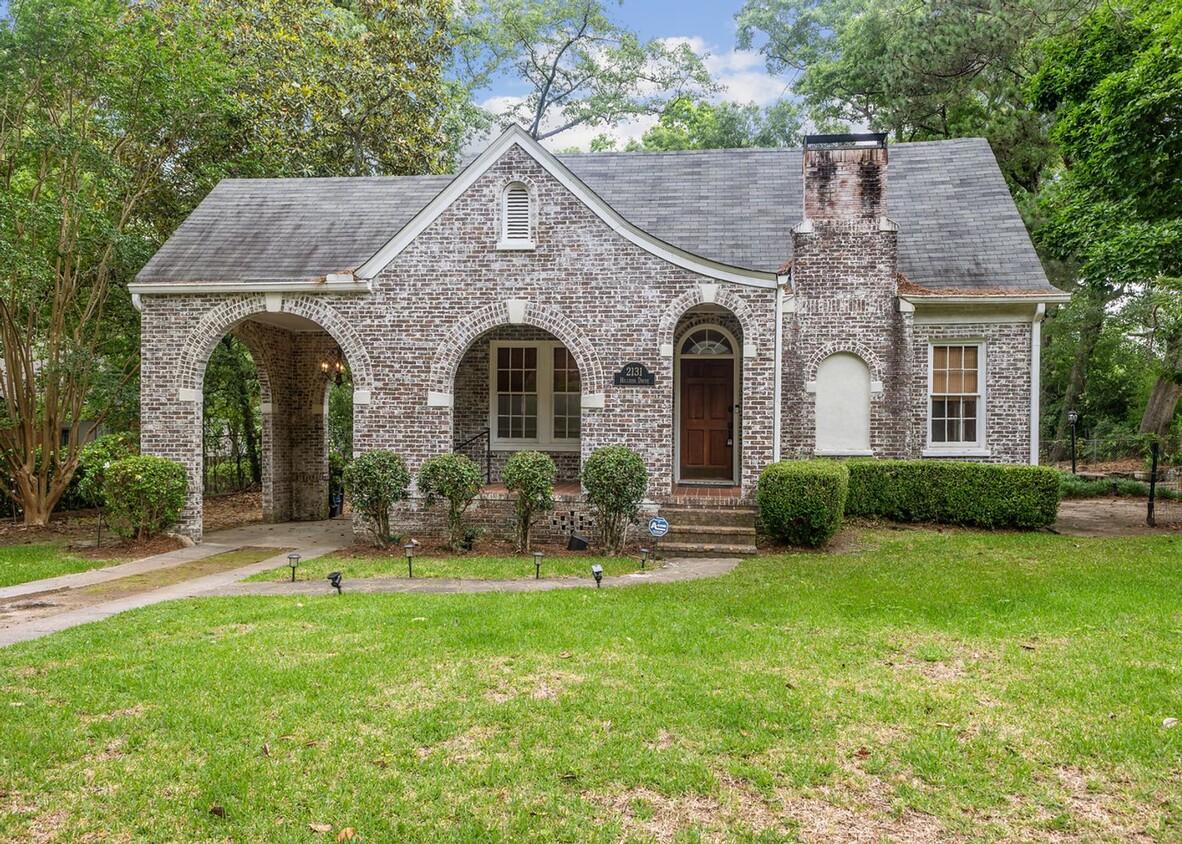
[135,127,1058,295]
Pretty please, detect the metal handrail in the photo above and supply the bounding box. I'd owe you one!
[455,427,491,484]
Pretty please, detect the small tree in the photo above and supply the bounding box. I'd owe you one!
[343,450,411,547]
[102,456,187,540]
[502,450,556,553]
[418,453,484,552]
[75,433,139,509]
[580,446,648,556]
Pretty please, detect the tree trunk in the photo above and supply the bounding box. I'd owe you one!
[1139,330,1182,437]
[1047,286,1108,461]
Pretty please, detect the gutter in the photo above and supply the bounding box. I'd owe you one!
[899,293,1071,306]
[772,271,791,462]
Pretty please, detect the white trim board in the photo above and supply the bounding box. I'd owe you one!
[129,279,372,296]
[355,125,779,290]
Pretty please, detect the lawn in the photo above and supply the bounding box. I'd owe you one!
[245,552,645,583]
[0,544,119,589]
[1,528,1180,842]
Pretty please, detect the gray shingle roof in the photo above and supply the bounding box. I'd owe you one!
[136,137,1054,293]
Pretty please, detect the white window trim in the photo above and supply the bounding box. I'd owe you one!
[488,340,579,452]
[496,182,536,251]
[926,340,988,454]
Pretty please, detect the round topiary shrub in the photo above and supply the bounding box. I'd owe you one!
[343,450,411,547]
[757,459,849,547]
[102,455,187,540]
[418,453,484,552]
[75,432,139,509]
[580,446,648,556]
[502,450,557,553]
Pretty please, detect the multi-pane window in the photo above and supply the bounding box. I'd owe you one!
[930,344,982,445]
[552,347,581,439]
[490,342,580,447]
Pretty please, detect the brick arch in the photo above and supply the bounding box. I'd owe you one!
[429,301,604,396]
[657,287,763,354]
[175,295,372,391]
[807,341,883,383]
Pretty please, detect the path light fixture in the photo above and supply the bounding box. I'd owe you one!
[592,564,603,588]
[327,571,342,594]
[404,543,415,579]
[1067,409,1080,475]
[533,551,544,580]
[640,548,650,570]
[287,553,301,582]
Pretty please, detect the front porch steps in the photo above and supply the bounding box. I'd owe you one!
[654,504,759,558]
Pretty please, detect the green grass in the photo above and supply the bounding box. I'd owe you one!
[0,544,119,588]
[244,553,643,582]
[1,529,1180,842]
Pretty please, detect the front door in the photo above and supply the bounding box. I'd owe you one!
[680,359,734,480]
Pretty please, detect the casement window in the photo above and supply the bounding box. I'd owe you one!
[928,343,985,449]
[498,182,534,249]
[490,342,580,450]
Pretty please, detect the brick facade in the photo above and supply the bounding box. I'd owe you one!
[138,139,1039,541]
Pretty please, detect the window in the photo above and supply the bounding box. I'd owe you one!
[490,341,580,449]
[929,344,983,447]
[498,182,534,249]
[681,328,733,356]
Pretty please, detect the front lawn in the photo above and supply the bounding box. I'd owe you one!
[1,529,1179,842]
[245,552,644,583]
[0,544,121,589]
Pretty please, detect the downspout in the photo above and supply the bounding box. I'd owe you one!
[1030,303,1046,465]
[773,271,790,462]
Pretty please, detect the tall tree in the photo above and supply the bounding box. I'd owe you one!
[633,98,803,151]
[0,0,233,525]
[454,0,715,142]
[1030,0,1182,439]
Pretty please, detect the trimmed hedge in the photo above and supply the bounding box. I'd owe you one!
[757,460,849,547]
[581,446,648,556]
[103,456,187,540]
[845,459,1060,529]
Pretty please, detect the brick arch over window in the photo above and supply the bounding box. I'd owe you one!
[175,295,372,391]
[429,301,604,397]
[807,341,883,384]
[657,287,763,355]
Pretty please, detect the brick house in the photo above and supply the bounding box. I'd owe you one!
[132,128,1067,544]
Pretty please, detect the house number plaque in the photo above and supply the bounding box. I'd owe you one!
[613,362,656,386]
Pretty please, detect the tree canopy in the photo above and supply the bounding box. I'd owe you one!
[632,98,803,151]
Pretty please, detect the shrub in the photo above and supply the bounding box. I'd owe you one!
[343,450,411,547]
[845,460,1060,529]
[580,446,648,556]
[418,453,484,552]
[757,460,849,547]
[502,451,557,553]
[75,433,139,508]
[103,456,187,540]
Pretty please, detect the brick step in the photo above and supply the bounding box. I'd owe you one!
[664,525,756,546]
[657,507,758,529]
[657,541,758,558]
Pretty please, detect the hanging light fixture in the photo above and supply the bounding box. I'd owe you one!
[320,346,346,386]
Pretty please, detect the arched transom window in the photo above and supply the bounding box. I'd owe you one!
[499,182,534,248]
[681,328,733,356]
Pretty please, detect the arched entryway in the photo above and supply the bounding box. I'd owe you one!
[674,311,742,484]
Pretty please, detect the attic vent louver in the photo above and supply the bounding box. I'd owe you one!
[499,182,534,249]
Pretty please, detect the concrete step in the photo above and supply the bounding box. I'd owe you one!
[658,541,758,558]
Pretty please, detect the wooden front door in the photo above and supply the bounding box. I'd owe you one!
[680,359,735,480]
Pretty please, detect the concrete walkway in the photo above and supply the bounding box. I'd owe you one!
[0,519,739,647]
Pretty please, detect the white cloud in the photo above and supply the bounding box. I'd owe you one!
[660,36,790,107]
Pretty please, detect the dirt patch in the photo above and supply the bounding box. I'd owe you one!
[1054,497,1182,537]
[203,489,263,532]
[414,725,497,765]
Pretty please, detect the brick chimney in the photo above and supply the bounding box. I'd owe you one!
[802,132,888,221]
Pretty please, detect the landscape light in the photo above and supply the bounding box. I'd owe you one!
[592,564,603,588]
[1067,409,1080,475]
[327,571,342,594]
[287,553,301,582]
[404,543,415,579]
[533,551,544,580]
[640,547,650,569]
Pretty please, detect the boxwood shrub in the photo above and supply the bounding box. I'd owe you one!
[845,459,1060,529]
[103,455,187,540]
[757,460,849,547]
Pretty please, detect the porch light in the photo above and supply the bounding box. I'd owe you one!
[592,564,603,588]
[327,571,342,594]
[320,347,346,386]
[287,552,301,582]
[533,551,544,579]
[404,543,415,578]
[640,547,650,569]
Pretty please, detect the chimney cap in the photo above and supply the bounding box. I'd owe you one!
[803,132,888,150]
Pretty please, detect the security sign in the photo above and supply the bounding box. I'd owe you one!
[647,516,670,538]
